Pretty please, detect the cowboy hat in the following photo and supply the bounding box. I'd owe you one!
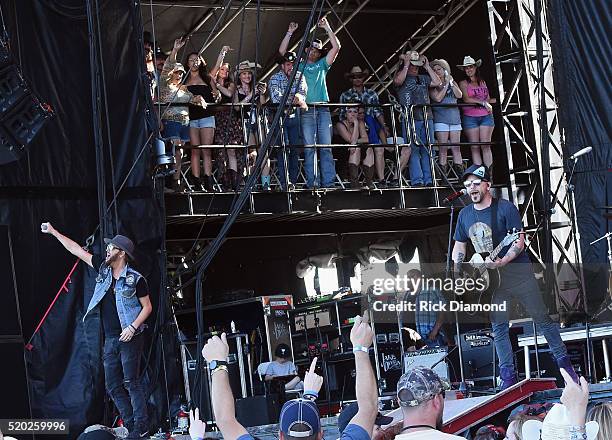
[236,60,261,73]
[430,59,451,74]
[522,404,599,440]
[457,55,482,68]
[344,65,370,79]
[277,51,297,64]
[406,50,424,66]
[168,62,186,76]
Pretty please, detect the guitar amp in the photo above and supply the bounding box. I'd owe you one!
[404,347,449,381]
[458,329,498,387]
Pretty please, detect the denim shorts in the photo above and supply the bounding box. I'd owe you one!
[162,120,190,142]
[462,114,494,129]
[434,122,462,132]
[189,116,216,129]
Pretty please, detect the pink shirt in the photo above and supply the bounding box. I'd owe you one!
[462,81,490,117]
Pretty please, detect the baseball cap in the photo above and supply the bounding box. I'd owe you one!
[279,398,322,437]
[337,403,394,433]
[306,39,324,50]
[397,366,450,407]
[275,343,291,359]
[462,164,491,182]
[278,51,297,64]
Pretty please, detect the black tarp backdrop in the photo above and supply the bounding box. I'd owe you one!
[0,1,168,436]
[547,0,612,317]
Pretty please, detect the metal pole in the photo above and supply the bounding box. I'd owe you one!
[199,0,253,54]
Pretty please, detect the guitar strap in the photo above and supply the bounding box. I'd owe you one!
[490,198,500,252]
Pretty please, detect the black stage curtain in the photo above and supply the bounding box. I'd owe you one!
[0,1,169,436]
[547,0,612,316]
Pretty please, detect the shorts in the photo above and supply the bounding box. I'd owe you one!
[189,116,216,129]
[162,120,190,142]
[462,114,494,129]
[434,122,462,132]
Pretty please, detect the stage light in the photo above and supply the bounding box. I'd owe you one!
[153,136,175,177]
[0,38,53,165]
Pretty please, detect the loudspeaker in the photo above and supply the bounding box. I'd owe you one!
[235,395,281,427]
[0,38,52,165]
[458,329,498,387]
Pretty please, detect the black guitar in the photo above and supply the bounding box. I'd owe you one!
[462,229,523,305]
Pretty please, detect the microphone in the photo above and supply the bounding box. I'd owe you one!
[443,188,467,204]
[569,146,592,160]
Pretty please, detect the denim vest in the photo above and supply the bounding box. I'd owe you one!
[84,263,146,333]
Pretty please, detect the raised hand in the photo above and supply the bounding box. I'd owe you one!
[560,368,589,425]
[420,55,429,66]
[189,408,206,440]
[350,311,374,349]
[40,222,56,235]
[173,38,185,51]
[201,332,230,363]
[303,357,323,395]
[288,22,299,33]
[399,53,409,63]
[221,45,232,53]
[318,17,330,29]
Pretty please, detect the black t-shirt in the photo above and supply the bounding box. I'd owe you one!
[92,254,148,337]
[187,84,215,120]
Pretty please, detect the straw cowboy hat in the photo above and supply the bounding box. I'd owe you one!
[430,59,452,74]
[457,55,482,68]
[236,60,261,73]
[344,65,370,79]
[522,404,599,440]
[404,50,424,66]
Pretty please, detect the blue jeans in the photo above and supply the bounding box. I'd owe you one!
[277,114,302,189]
[301,107,336,188]
[407,119,434,185]
[490,276,567,370]
[103,334,148,428]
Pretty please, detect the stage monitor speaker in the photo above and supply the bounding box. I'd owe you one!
[0,39,52,165]
[458,329,498,387]
[235,395,281,427]
[0,225,31,419]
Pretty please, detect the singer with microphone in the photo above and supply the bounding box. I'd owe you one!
[450,165,579,390]
[40,222,152,439]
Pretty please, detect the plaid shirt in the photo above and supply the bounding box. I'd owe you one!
[339,87,382,120]
[268,70,308,106]
[408,288,447,340]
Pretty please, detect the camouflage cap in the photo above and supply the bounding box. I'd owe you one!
[397,366,450,407]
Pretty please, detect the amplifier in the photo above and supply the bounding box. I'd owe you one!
[458,329,497,386]
[235,395,281,427]
[404,347,449,381]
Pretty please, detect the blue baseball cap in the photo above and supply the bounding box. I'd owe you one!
[279,399,321,437]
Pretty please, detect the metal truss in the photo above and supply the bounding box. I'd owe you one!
[487,0,585,317]
[366,0,480,95]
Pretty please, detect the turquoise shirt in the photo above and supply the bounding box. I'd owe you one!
[300,58,331,103]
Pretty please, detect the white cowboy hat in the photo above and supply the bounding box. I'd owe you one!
[236,60,261,73]
[522,404,599,440]
[407,50,424,66]
[456,55,482,68]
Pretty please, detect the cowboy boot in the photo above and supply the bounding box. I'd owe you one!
[348,163,361,189]
[191,175,204,192]
[440,162,450,176]
[555,355,579,383]
[363,165,376,190]
[453,162,465,179]
[203,175,215,192]
[499,365,518,390]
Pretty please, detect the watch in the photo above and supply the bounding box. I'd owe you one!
[208,360,228,371]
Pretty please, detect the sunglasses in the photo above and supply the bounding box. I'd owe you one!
[346,109,358,113]
[464,179,483,188]
[106,244,118,252]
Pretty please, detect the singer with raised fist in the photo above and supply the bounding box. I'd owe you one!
[450,165,579,390]
[40,222,152,439]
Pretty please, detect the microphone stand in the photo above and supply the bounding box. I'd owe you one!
[445,199,467,393]
[313,316,332,416]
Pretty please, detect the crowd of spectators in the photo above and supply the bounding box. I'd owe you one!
[147,19,499,193]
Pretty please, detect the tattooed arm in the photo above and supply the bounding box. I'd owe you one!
[499,230,525,266]
[452,241,467,274]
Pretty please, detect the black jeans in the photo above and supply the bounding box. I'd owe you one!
[103,333,147,428]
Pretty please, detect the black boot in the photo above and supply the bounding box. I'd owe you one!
[191,175,204,192]
[227,169,238,192]
[348,163,361,189]
[203,175,214,192]
[363,165,375,190]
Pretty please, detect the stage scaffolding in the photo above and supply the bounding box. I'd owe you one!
[147,1,585,315]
